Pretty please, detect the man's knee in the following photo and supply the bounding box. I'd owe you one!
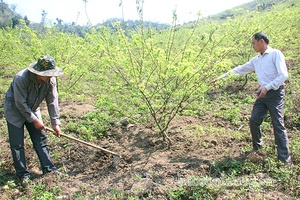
[249,117,262,127]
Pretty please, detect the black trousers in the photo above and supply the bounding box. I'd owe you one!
[249,87,291,163]
[7,121,56,178]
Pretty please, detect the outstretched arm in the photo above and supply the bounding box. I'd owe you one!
[209,71,232,84]
[210,61,255,85]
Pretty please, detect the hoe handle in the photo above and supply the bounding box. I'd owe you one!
[45,127,120,157]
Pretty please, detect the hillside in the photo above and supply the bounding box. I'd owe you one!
[207,0,287,20]
[0,2,21,27]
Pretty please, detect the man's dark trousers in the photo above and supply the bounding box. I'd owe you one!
[249,86,291,163]
[7,121,56,178]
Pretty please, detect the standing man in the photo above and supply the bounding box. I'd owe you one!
[210,32,291,164]
[4,55,64,187]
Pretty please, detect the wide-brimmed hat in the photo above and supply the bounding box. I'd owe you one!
[28,56,63,76]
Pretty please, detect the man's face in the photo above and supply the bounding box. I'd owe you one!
[251,37,263,53]
[37,75,51,83]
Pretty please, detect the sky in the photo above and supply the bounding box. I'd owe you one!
[3,0,253,25]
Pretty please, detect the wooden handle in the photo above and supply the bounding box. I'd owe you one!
[45,127,121,157]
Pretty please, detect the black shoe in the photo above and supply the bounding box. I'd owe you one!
[20,176,31,188]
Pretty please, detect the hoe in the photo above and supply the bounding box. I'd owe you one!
[45,127,121,168]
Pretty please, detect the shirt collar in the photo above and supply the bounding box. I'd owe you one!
[27,69,40,85]
[259,46,272,57]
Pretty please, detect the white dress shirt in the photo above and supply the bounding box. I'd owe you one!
[230,46,288,91]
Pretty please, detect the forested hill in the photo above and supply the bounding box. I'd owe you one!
[0,0,296,32]
[0,1,26,28]
[206,0,288,21]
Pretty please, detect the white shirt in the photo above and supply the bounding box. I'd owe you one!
[231,46,288,91]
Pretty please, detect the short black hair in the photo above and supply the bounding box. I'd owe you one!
[252,32,269,44]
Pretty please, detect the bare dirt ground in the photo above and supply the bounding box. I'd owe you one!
[0,100,293,199]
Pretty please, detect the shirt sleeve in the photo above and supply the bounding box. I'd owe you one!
[264,50,288,91]
[232,60,255,75]
[46,77,61,126]
[13,75,38,123]
[216,60,255,80]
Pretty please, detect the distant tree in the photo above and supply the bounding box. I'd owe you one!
[55,18,63,31]
[10,4,16,12]
[56,18,63,25]
[41,10,47,25]
[1,2,4,13]
[11,16,19,28]
[24,15,30,25]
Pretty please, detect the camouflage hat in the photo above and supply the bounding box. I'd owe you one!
[28,56,63,77]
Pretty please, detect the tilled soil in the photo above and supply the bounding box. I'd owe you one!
[0,102,292,199]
